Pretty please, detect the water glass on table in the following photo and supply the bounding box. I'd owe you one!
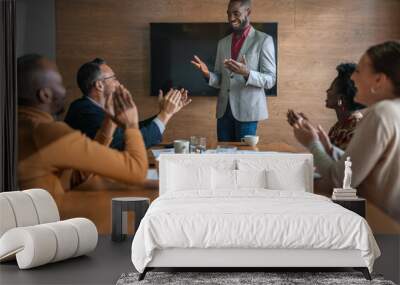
[190,136,207,153]
[197,137,207,153]
[190,136,198,153]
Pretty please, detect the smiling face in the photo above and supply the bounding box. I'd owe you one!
[351,53,380,106]
[227,1,251,32]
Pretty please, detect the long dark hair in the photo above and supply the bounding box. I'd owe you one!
[367,41,400,97]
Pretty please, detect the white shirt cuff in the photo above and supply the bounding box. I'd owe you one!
[153,117,165,134]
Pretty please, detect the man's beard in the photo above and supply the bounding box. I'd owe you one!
[231,17,249,34]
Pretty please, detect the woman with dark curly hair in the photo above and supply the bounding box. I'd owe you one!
[324,63,365,150]
[290,41,400,223]
[287,63,365,156]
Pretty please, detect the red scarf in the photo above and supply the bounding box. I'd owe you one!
[231,25,251,60]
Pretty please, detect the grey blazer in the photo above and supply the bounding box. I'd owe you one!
[209,26,276,122]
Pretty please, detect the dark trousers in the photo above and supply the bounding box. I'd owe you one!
[217,102,258,142]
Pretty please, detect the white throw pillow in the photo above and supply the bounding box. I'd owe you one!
[266,166,307,191]
[237,159,309,192]
[167,162,212,191]
[212,169,237,191]
[236,169,267,189]
[211,169,268,191]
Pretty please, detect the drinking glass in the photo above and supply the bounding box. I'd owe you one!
[190,136,198,153]
[196,137,207,153]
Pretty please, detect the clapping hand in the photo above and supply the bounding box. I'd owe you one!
[287,109,318,147]
[287,109,309,127]
[164,89,181,115]
[292,118,319,148]
[157,88,192,124]
[158,88,191,113]
[224,55,250,78]
[178,88,192,110]
[105,85,139,129]
[288,109,335,153]
[104,88,115,118]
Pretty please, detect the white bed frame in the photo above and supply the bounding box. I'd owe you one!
[148,249,366,268]
[139,154,371,280]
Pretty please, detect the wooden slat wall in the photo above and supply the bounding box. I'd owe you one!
[56,0,400,147]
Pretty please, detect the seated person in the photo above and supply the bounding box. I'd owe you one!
[288,41,400,222]
[287,63,365,157]
[17,54,150,202]
[65,58,191,149]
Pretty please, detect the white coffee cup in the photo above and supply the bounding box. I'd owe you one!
[174,140,190,154]
[241,135,259,146]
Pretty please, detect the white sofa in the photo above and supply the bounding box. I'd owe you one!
[0,189,98,269]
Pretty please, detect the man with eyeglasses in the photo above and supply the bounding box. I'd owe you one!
[65,58,191,149]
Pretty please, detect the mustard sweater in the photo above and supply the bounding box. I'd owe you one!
[18,106,148,198]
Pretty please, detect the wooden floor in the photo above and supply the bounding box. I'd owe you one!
[0,235,398,285]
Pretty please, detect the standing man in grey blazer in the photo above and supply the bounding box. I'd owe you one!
[192,0,276,141]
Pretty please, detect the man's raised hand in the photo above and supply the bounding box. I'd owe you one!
[191,55,210,79]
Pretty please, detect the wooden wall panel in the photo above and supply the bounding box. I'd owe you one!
[56,0,400,148]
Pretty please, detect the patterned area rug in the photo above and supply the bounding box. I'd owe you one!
[116,271,395,285]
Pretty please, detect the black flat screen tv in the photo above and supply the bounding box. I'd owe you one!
[150,23,278,96]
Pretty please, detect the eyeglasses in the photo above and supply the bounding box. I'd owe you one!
[91,74,118,88]
[101,74,117,81]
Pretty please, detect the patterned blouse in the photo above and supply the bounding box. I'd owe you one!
[328,111,363,150]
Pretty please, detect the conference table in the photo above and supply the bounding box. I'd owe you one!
[147,141,300,166]
[61,141,302,234]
